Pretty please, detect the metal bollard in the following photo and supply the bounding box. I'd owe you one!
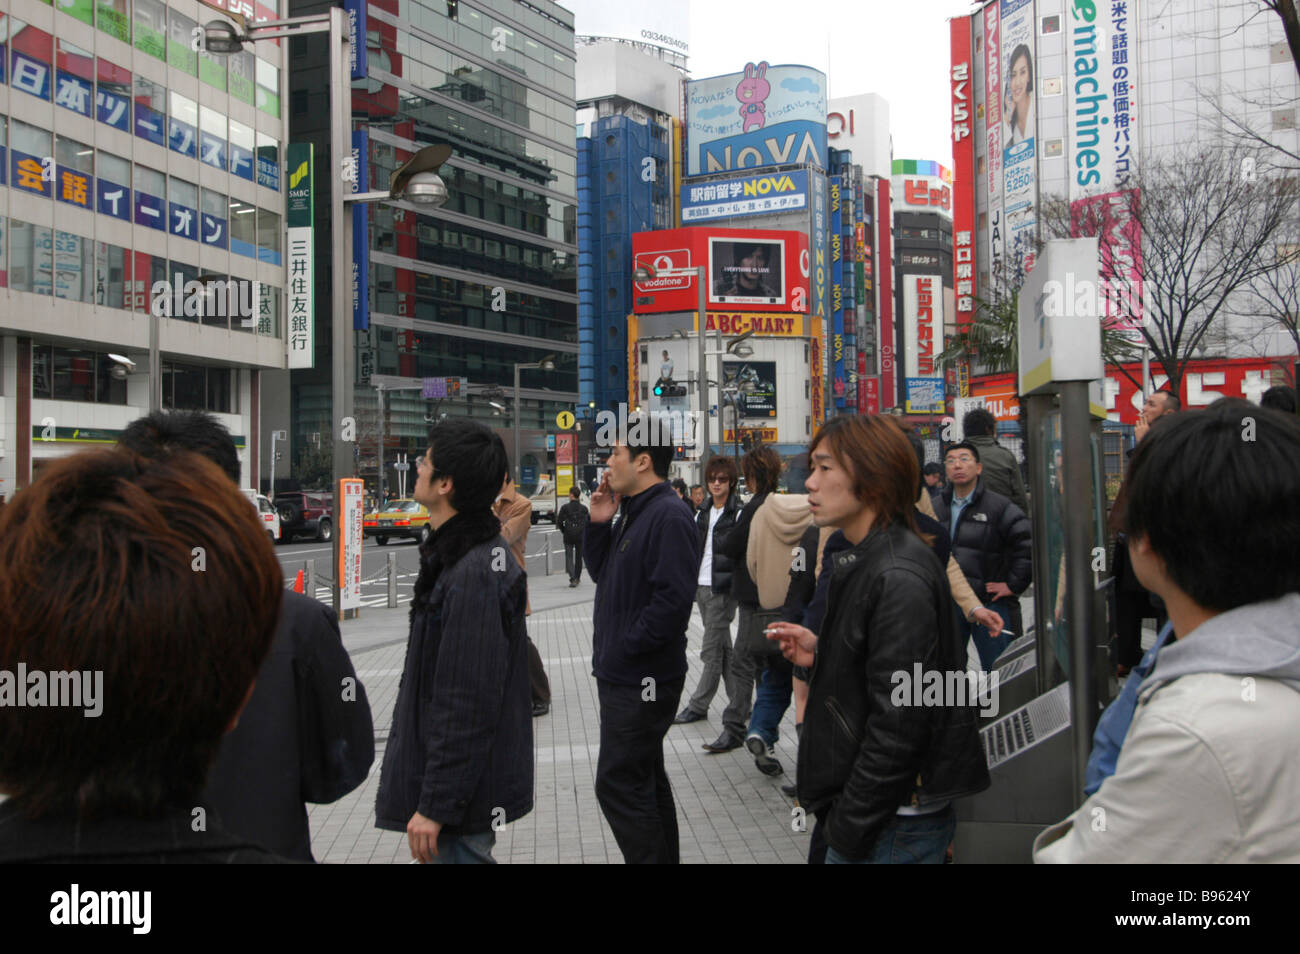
[544,535,552,576]
[387,551,398,608]
[304,560,315,599]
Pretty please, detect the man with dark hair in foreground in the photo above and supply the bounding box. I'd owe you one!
[1036,400,1300,862]
[585,413,700,863]
[119,410,374,862]
[0,450,289,862]
[375,420,532,863]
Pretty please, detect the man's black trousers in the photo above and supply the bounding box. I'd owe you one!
[564,540,583,582]
[595,676,684,864]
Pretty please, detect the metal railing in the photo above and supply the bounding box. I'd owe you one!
[283,532,561,608]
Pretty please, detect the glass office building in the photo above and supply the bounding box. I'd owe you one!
[288,0,578,492]
[0,0,290,499]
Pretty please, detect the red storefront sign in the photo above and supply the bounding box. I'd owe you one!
[950,15,976,328]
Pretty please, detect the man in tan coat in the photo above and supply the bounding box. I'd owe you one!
[496,473,551,716]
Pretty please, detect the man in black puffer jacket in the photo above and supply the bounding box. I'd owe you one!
[931,441,1033,671]
[766,416,989,864]
[675,456,745,726]
[375,421,532,864]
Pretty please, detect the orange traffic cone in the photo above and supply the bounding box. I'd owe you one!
[293,569,305,594]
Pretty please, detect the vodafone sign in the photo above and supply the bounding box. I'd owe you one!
[633,248,694,294]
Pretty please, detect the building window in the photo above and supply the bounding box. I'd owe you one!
[30,347,126,405]
[54,232,95,303]
[229,49,255,104]
[256,58,280,117]
[8,221,53,295]
[133,0,168,61]
[96,241,131,311]
[168,8,199,75]
[98,0,131,43]
[8,21,54,102]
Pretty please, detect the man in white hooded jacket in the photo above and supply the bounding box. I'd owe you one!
[1034,399,1300,863]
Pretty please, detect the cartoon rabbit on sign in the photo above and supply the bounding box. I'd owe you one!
[736,61,771,133]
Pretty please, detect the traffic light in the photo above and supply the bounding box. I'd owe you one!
[653,378,665,397]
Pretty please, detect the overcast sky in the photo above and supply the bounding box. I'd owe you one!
[566,0,982,168]
[687,0,980,166]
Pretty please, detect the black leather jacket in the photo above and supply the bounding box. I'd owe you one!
[696,493,743,594]
[797,521,990,859]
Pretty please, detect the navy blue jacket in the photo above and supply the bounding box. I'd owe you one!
[375,510,533,835]
[204,590,374,862]
[584,480,701,687]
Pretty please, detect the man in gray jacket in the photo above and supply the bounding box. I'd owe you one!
[1035,399,1300,863]
[961,408,1028,515]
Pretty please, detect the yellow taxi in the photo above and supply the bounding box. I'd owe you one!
[362,498,431,545]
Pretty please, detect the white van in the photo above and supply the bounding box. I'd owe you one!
[243,489,282,543]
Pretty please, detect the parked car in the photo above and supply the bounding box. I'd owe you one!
[274,490,333,543]
[363,498,431,545]
[243,489,281,544]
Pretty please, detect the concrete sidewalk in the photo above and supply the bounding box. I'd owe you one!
[309,570,808,864]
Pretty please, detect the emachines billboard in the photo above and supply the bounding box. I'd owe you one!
[632,227,810,315]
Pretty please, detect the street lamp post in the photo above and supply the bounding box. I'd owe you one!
[200,11,451,619]
[513,357,556,489]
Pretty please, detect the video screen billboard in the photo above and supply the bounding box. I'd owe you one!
[710,237,784,305]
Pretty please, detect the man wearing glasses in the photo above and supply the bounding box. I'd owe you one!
[674,457,745,726]
[932,441,1033,670]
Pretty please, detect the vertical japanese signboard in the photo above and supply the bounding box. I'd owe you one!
[830,176,845,408]
[338,478,364,611]
[286,142,314,368]
[352,129,371,331]
[1000,0,1038,285]
[984,0,1004,279]
[875,178,896,408]
[951,15,977,328]
[1067,0,1142,340]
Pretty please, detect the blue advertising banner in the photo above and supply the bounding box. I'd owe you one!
[97,178,131,220]
[345,0,369,81]
[96,88,131,131]
[54,166,93,210]
[170,202,199,241]
[10,51,52,100]
[257,153,280,191]
[10,150,49,198]
[0,146,6,187]
[134,103,166,147]
[134,191,166,230]
[694,120,826,177]
[830,175,845,408]
[680,169,809,223]
[55,71,93,117]
[201,212,228,249]
[230,144,255,182]
[351,129,371,330]
[200,132,227,170]
[169,117,197,159]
